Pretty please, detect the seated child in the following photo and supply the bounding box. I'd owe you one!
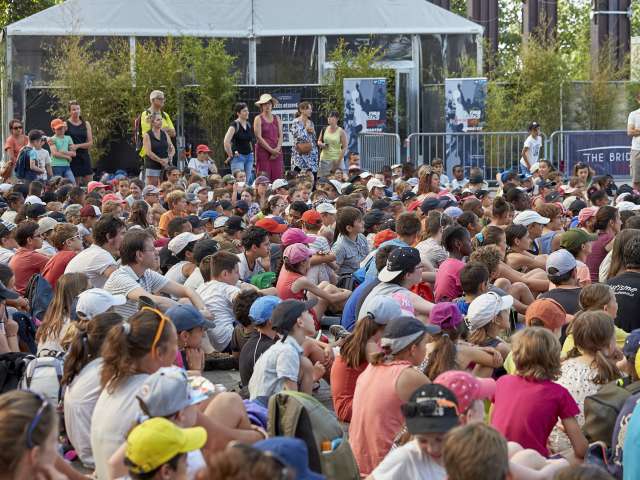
[166,304,215,374]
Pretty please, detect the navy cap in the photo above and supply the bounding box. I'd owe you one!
[401,191,417,202]
[166,304,215,332]
[271,299,317,335]
[254,437,325,480]
[219,200,233,210]
[235,200,250,211]
[249,296,282,326]
[623,329,640,358]
[420,197,449,214]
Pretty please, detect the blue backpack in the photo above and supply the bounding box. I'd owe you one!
[14,146,33,179]
[24,274,53,322]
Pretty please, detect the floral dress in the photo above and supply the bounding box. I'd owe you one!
[290,118,318,172]
[549,358,601,453]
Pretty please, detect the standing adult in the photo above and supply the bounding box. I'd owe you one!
[317,111,347,177]
[138,89,175,158]
[519,121,542,175]
[291,102,319,183]
[627,91,640,191]
[2,119,27,180]
[142,113,175,187]
[224,102,254,184]
[66,101,94,186]
[253,94,283,181]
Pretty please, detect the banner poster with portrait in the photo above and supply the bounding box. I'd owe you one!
[272,93,301,147]
[343,78,387,157]
[444,78,487,176]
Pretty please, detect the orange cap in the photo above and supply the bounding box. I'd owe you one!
[525,298,567,331]
[301,209,322,225]
[50,118,66,130]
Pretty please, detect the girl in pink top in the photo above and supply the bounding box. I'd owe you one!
[349,316,440,475]
[253,94,283,181]
[585,206,620,282]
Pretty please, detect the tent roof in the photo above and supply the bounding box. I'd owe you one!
[6,0,483,37]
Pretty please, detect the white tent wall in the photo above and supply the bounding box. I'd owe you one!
[3,0,483,141]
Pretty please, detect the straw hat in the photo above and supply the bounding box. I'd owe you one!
[255,94,279,107]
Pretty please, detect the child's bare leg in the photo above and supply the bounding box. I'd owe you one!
[204,392,252,430]
[299,356,315,393]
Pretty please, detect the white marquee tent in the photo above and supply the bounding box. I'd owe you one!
[3,0,483,140]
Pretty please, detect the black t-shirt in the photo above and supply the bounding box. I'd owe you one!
[238,331,277,387]
[231,121,253,155]
[608,271,640,332]
[539,287,582,315]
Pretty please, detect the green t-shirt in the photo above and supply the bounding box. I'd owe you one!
[51,135,73,167]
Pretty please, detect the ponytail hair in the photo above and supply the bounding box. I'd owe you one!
[62,312,123,387]
[426,328,460,380]
[100,309,175,392]
[340,316,384,369]
[566,310,620,384]
[0,390,57,475]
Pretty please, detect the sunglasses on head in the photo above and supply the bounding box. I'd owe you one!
[141,306,170,358]
[26,392,50,449]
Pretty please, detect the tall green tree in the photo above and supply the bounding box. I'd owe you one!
[0,0,60,28]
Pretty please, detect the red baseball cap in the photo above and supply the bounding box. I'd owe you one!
[255,218,288,234]
[407,199,422,212]
[196,144,211,154]
[301,210,322,225]
[373,229,398,248]
[87,181,110,193]
[102,193,126,205]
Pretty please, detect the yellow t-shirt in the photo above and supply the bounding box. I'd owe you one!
[562,326,628,355]
[139,109,174,157]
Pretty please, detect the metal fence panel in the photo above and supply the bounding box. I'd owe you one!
[358,133,401,173]
[407,131,547,181]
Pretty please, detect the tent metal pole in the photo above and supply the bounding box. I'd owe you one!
[129,36,136,87]
[5,35,12,134]
[318,35,326,84]
[249,39,257,85]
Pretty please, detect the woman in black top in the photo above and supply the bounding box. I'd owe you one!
[66,101,93,185]
[224,102,255,184]
[142,112,175,186]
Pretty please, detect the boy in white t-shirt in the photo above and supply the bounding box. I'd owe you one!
[627,92,640,190]
[26,129,52,181]
[520,122,542,175]
[187,144,217,178]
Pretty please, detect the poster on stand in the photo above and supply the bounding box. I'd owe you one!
[343,78,387,162]
[444,78,487,176]
[272,93,301,147]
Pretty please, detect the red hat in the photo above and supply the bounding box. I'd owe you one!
[373,229,398,248]
[407,199,422,212]
[79,205,97,217]
[196,144,211,154]
[255,218,288,234]
[102,193,126,205]
[87,181,110,193]
[301,210,322,225]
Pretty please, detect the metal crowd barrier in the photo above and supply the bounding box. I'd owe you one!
[357,132,402,173]
[407,131,547,181]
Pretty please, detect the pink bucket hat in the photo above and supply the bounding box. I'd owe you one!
[283,243,313,265]
[281,228,315,247]
[578,206,598,225]
[434,370,496,413]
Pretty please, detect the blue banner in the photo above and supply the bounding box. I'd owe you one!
[343,78,387,157]
[565,131,631,177]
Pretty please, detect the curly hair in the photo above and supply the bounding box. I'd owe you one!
[469,245,502,278]
[512,327,561,381]
[233,290,263,327]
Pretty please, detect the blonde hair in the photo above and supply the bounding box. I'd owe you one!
[50,223,79,250]
[512,327,561,381]
[579,283,615,311]
[166,190,186,207]
[443,423,509,480]
[36,273,89,347]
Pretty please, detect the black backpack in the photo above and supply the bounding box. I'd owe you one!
[14,146,33,179]
[0,352,34,393]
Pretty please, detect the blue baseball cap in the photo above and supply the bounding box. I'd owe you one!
[166,304,215,332]
[272,216,287,224]
[254,437,325,480]
[249,296,282,326]
[199,210,219,222]
[623,329,640,358]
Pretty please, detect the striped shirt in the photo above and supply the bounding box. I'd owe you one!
[103,265,168,320]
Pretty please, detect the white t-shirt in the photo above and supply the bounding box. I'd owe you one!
[520,134,542,169]
[65,244,116,288]
[196,280,240,351]
[64,358,103,468]
[184,267,205,291]
[237,252,266,283]
[371,439,446,480]
[0,247,14,264]
[0,210,17,224]
[103,266,169,320]
[165,260,190,285]
[91,374,148,480]
[29,148,51,181]
[629,108,640,151]
[187,158,215,177]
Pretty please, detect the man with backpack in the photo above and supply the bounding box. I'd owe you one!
[136,90,175,159]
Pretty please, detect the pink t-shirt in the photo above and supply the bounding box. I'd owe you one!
[434,257,465,302]
[491,375,579,457]
[586,232,614,283]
